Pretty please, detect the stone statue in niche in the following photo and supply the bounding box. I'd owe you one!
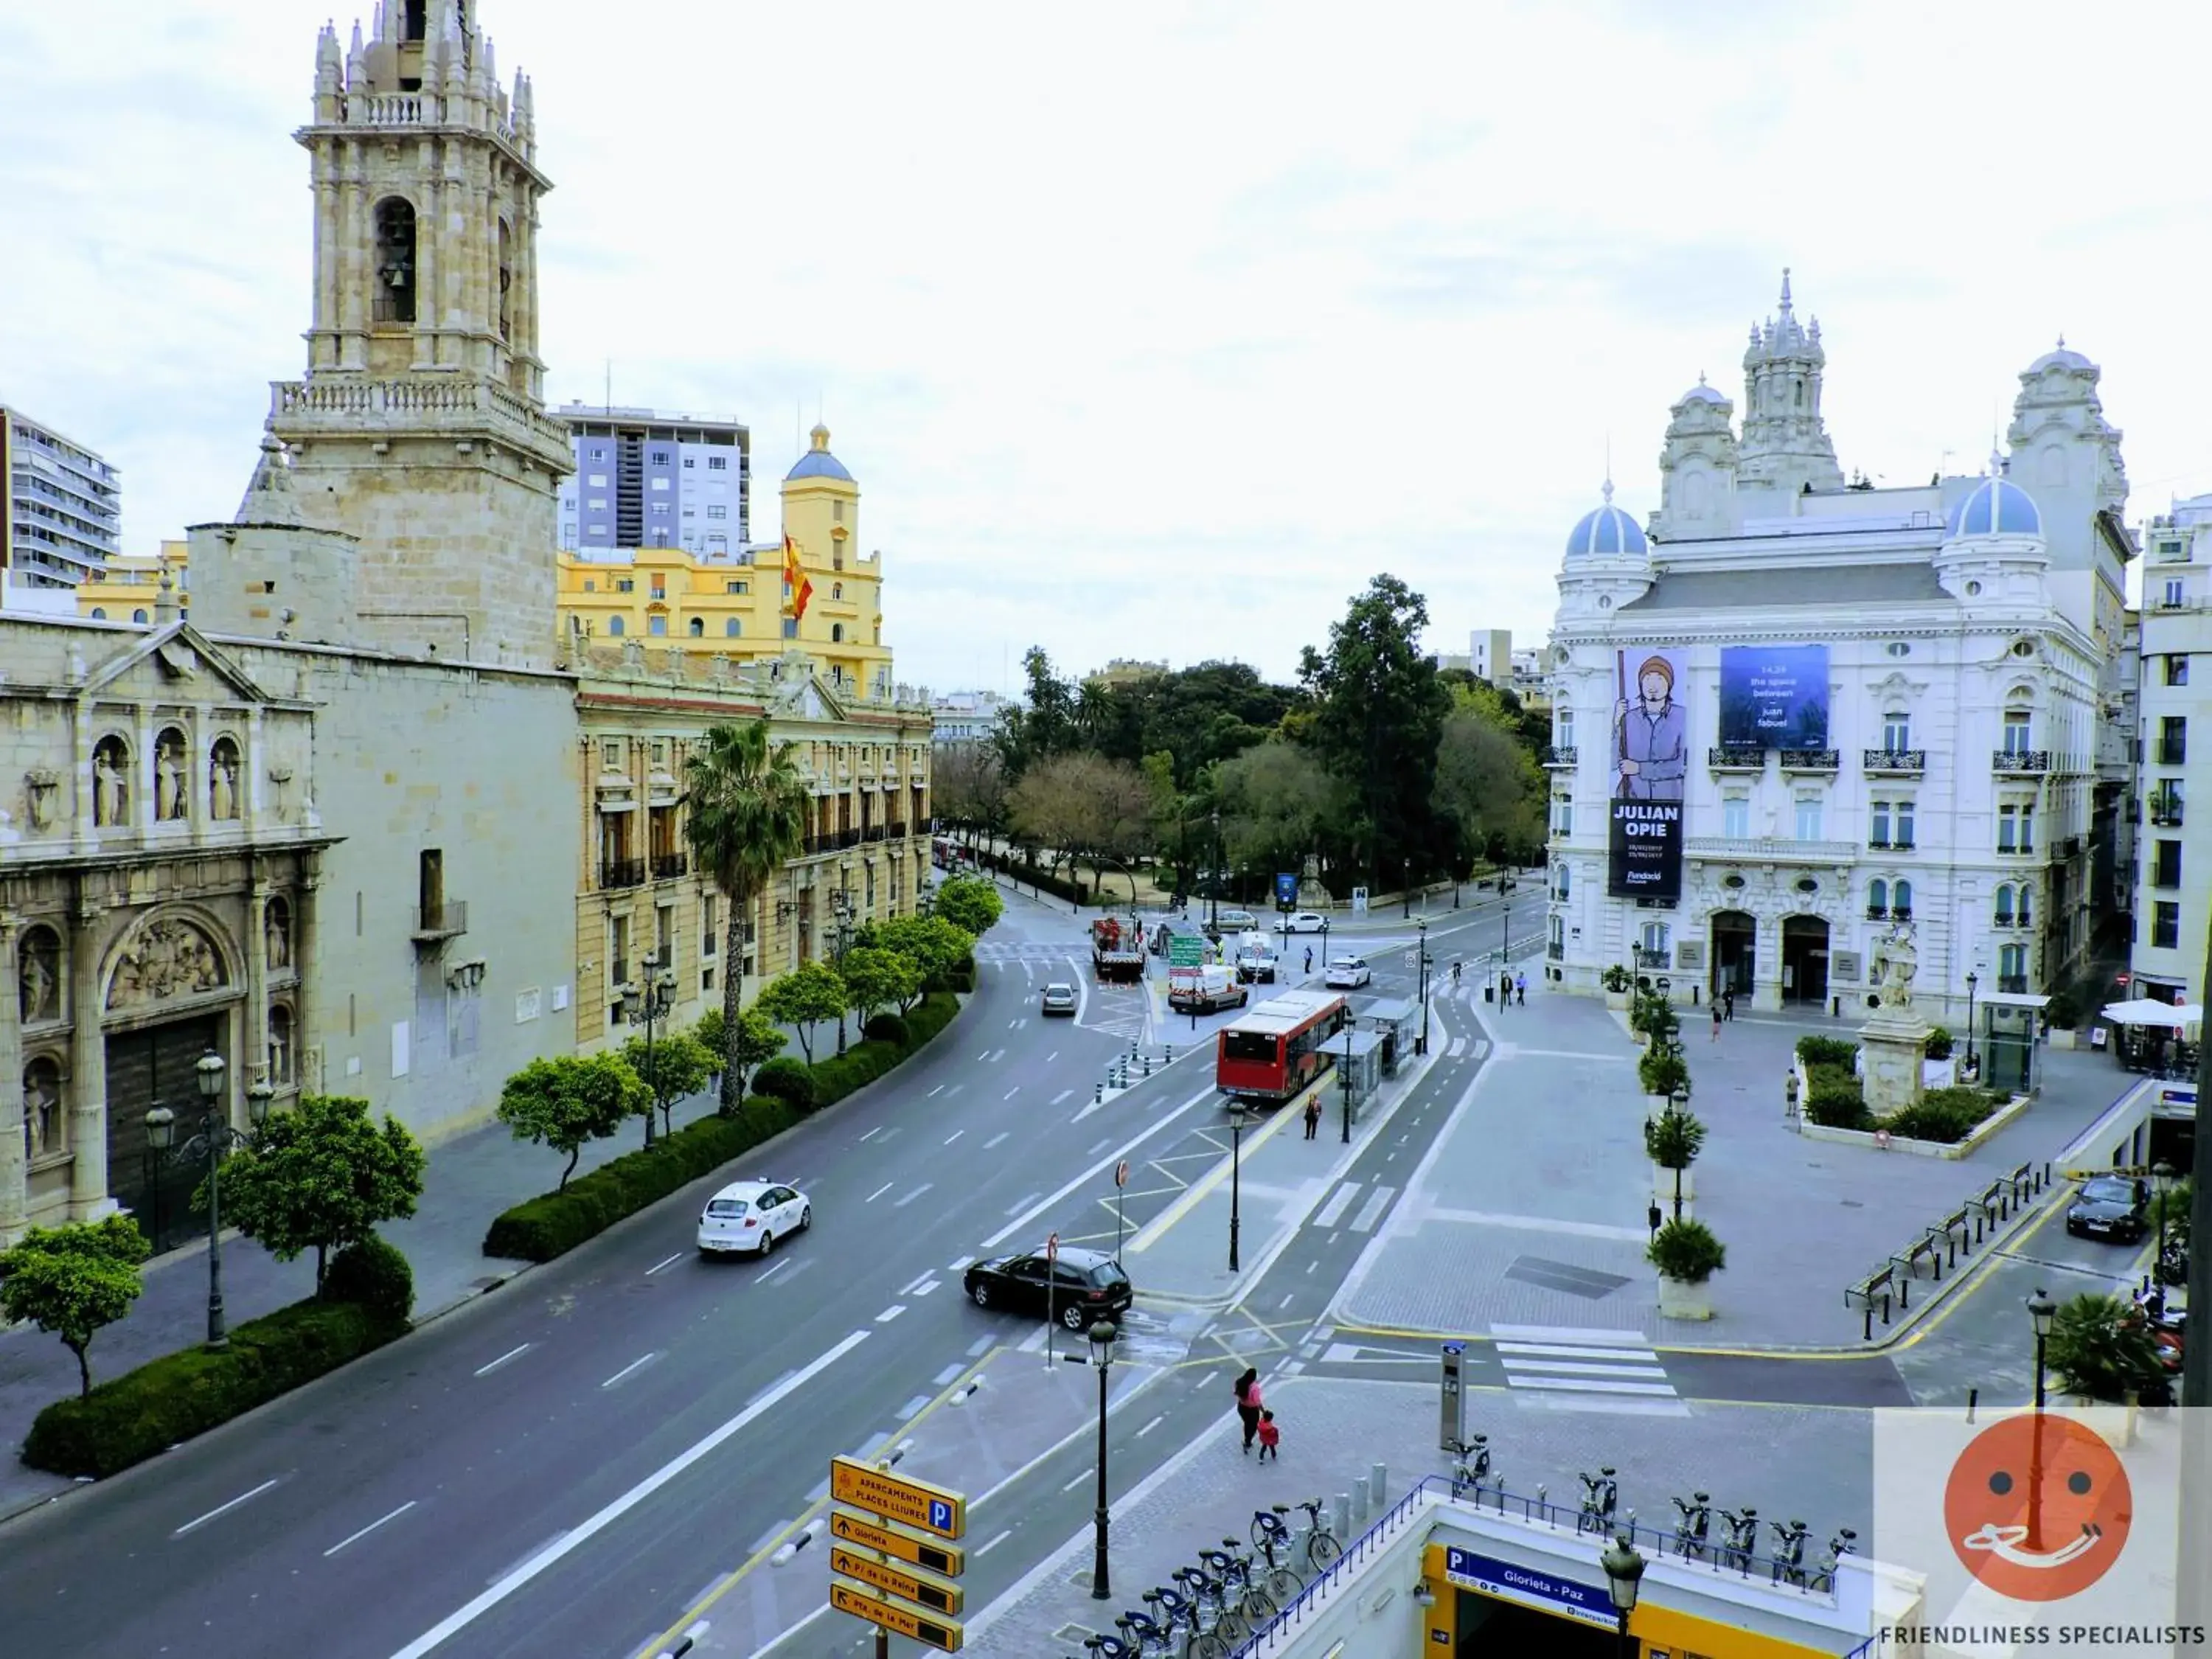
[18,931,61,1023]
[267,765,293,822]
[156,735,189,821]
[23,768,59,832]
[23,1062,63,1158]
[209,746,240,821]
[108,918,226,1009]
[267,1010,293,1085]
[92,740,129,827]
[265,901,291,971]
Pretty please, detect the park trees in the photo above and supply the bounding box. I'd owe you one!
[931,874,1002,936]
[0,1217,150,1398]
[756,960,851,1066]
[840,945,925,1029]
[205,1094,428,1291]
[496,1054,651,1189]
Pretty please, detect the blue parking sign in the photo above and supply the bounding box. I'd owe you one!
[928,1498,954,1533]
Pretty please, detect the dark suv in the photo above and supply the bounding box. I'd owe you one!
[2066,1175,2149,1243]
[964,1246,1133,1329]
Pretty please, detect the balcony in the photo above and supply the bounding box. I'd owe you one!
[886,821,908,840]
[411,900,467,943]
[1993,914,2032,931]
[1891,906,1913,922]
[1867,838,1892,851]
[1997,841,2037,858]
[1993,749,2051,773]
[600,858,647,890]
[2158,742,2188,767]
[1999,975,2029,995]
[1686,835,1858,863]
[865,824,886,843]
[1780,748,1840,773]
[838,828,862,849]
[2149,804,2184,827]
[2059,836,2083,861]
[1708,746,1765,771]
[1546,939,1565,961]
[1543,745,1578,768]
[1634,949,1671,970]
[1863,748,1926,775]
[651,852,689,881]
[1865,905,1888,920]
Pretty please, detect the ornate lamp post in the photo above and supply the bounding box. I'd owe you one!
[1340,1018,1355,1144]
[2028,1287,2056,1554]
[1667,1082,1691,1221]
[1209,810,1222,938]
[621,964,679,1144]
[1600,1532,1646,1659]
[2028,1286,2056,1409]
[1416,916,1431,1055]
[145,1052,269,1351]
[1964,970,1980,1077]
[829,886,855,1054]
[1088,1318,1118,1601]
[1228,1102,1248,1271]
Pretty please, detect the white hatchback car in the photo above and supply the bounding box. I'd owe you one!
[697,1180,811,1257]
[1324,955,1371,989]
[1279,911,1329,933]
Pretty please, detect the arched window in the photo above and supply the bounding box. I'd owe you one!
[1867,878,1888,918]
[1994,884,2014,925]
[608,616,625,636]
[90,607,105,620]
[22,1056,64,1159]
[209,735,242,821]
[1891,878,1913,919]
[2017,886,2033,927]
[1998,942,2028,992]
[496,220,512,340]
[725,618,742,637]
[132,609,149,625]
[832,582,844,600]
[373,198,418,324]
[91,734,131,827]
[832,623,845,643]
[687,616,704,637]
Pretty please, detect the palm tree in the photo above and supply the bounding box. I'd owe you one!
[684,719,810,1112]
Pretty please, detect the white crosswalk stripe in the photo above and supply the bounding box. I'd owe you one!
[1489,1324,1686,1413]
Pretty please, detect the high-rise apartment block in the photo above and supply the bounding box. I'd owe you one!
[2,405,120,588]
[556,406,751,556]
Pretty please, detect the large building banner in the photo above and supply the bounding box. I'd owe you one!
[1608,647,1688,901]
[1719,644,1829,748]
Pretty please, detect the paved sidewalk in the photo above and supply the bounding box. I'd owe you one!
[1333,982,2141,1351]
[959,1375,1876,1658]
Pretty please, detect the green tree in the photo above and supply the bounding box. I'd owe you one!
[932,874,1003,936]
[993,647,1080,782]
[2044,1291,2168,1402]
[200,1094,427,1293]
[1214,740,1345,887]
[1298,574,1451,889]
[0,1216,150,1398]
[841,946,924,1028]
[620,1029,715,1137]
[873,915,977,1001]
[1008,752,1155,897]
[723,1006,788,1102]
[496,1053,650,1189]
[933,742,1009,844]
[1433,690,1546,867]
[1130,662,1298,787]
[684,718,810,1111]
[756,960,851,1066]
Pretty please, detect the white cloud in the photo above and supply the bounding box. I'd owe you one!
[6,0,2211,694]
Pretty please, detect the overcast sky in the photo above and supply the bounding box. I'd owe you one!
[7,1,2211,695]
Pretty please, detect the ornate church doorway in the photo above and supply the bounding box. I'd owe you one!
[1781,916,1830,1006]
[1710,911,1756,1001]
[105,1015,225,1255]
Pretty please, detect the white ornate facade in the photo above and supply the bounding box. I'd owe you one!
[1542,281,2134,1025]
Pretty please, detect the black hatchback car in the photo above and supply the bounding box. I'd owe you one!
[964,1247,1133,1329]
[2066,1175,2149,1242]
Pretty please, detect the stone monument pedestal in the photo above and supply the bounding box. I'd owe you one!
[1856,1014,1930,1119]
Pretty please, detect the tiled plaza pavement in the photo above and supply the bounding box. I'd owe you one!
[960,1375,1876,1658]
[1335,987,2143,1350]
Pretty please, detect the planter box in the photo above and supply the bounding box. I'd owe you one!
[1795,1093,2034,1160]
[1651,1161,1696,1203]
[1657,1275,1713,1321]
[1922,1057,1957,1088]
[1605,989,1630,1011]
[2051,1028,2078,1051]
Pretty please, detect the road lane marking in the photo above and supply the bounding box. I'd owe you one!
[1088,1137,1113,1155]
[1006,1192,1044,1215]
[989,1048,1007,1061]
[976,1048,992,1060]
[978,1528,1013,1557]
[1046,1051,1059,1062]
[983,1133,1010,1150]
[473,1343,532,1378]
[860,1127,883,1142]
[1277,1293,1294,1310]
[978,1083,1215,1249]
[911,1278,941,1296]
[1448,1037,1467,1057]
[175,1478,279,1537]
[949,1256,976,1272]
[928,1085,946,1098]
[645,1252,684,1276]
[1050,1088,1074,1105]
[1135,1415,1164,1438]
[601,1352,661,1390]
[866,1182,895,1203]
[894,1183,934,1208]
[899,1394,931,1416]
[900,1273,934,1295]
[1312,1182,1359,1229]
[757,1258,793,1284]
[877,1304,908,1323]
[386,1332,872,1659]
[945,1130,964,1145]
[1350,1186,1397,1232]
[1004,1087,1020,1100]
[1061,1471,1088,1492]
[324,1501,418,1557]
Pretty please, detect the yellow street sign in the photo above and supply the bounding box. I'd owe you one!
[830,1455,967,1540]
[831,1547,964,1615]
[831,1579,964,1652]
[830,1508,965,1576]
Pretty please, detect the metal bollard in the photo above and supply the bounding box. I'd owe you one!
[1165,1044,1174,1065]
[1351,1481,1368,1527]
[1142,1054,1152,1077]
[1966,1386,1979,1424]
[1370,1464,1388,1513]
[1094,1081,1104,1104]
[1332,1493,1352,1544]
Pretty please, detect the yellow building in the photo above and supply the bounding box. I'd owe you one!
[76,540,187,623]
[556,425,891,697]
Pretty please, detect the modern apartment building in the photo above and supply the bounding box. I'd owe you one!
[2129,494,2212,1003]
[556,406,751,556]
[2,404,120,588]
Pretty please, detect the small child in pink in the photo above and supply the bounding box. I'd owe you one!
[1256,1410,1280,1462]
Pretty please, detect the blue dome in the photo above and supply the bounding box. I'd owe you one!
[785,423,854,483]
[1949,475,2042,539]
[1565,494,1649,560]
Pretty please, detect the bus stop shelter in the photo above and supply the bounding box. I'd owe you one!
[1332,1026,1387,1116]
[1357,998,1419,1076]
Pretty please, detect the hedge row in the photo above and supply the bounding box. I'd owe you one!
[481,991,966,1264]
[973,847,1091,906]
[1795,1034,1860,1068]
[1804,1060,1871,1130]
[1880,1086,2008,1145]
[23,1237,413,1478]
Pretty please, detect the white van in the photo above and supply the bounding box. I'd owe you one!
[1234,932,1278,984]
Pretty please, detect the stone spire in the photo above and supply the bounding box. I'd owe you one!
[1736,268,1844,506]
[237,425,309,527]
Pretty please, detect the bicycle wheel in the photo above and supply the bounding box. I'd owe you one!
[1213,1607,1250,1643]
[1306,1532,1343,1571]
[1241,1585,1279,1624]
[1250,1515,1277,1554]
[1264,1563,1302,1602]
[1191,1633,1231,1659]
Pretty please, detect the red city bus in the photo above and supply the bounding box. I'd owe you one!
[1216,990,1349,1105]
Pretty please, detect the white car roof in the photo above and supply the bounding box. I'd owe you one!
[706,1180,787,1203]
[1044,981,1075,991]
[1330,956,1364,965]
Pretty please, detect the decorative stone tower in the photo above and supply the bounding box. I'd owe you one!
[268,0,571,668]
[1651,375,1740,540]
[1735,270,1846,511]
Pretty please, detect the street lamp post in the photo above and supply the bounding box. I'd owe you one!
[2028,1286,2055,1409]
[1318,917,1330,983]
[1668,1083,1691,1221]
[829,888,855,1053]
[1600,1532,1646,1658]
[143,1052,270,1352]
[2028,1288,2056,1556]
[620,964,679,1144]
[1209,811,1222,938]
[1088,1319,1118,1601]
[1416,917,1430,1056]
[2153,1161,2176,1293]
[1965,970,1980,1077]
[1340,1018,1354,1144]
[1228,1103,1248,1271]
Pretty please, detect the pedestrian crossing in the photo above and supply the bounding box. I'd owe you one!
[975,942,1088,962]
[1489,1324,1688,1415]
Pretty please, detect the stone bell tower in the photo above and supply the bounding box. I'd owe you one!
[265,0,571,667]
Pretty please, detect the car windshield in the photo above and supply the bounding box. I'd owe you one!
[2081,1178,2137,1206]
[706,1198,749,1217]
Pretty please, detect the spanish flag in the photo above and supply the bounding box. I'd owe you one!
[783,535,813,621]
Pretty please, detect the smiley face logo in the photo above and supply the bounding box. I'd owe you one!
[1943,1411,2132,1601]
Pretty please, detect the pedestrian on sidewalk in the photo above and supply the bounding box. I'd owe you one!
[1500,970,1512,1007]
[1784,1069,1801,1119]
[1256,1409,1281,1462]
[1710,999,1722,1042]
[1304,947,1314,975]
[1452,959,1462,992]
[1722,987,1735,1021]
[1514,971,1526,1006]
[1303,1095,1322,1140]
[1234,1368,1262,1453]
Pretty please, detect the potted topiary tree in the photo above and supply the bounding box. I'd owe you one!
[2044,1290,2166,1444]
[1638,1047,1690,1118]
[1601,964,1632,1011]
[1645,1104,1705,1216]
[1648,1218,1725,1321]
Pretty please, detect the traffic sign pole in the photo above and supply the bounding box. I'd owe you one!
[1044,1231,1059,1368]
[1113,1161,1130,1262]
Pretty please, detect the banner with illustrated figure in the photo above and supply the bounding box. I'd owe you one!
[1608,647,1688,901]
[1719,644,1829,749]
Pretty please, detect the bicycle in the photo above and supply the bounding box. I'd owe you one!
[1204,1540,1280,1626]
[1292,1497,1343,1573]
[1806,1528,1857,1593]
[1717,1506,1759,1573]
[1576,1467,1619,1537]
[1447,1435,1495,1498]
[1669,1491,1712,1561]
[1083,1635,1135,1659]
[1768,1517,1810,1587]
[1246,1512,1306,1601]
[1172,1565,1248,1645]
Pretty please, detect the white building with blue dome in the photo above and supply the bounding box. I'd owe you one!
[1540,280,2135,1049]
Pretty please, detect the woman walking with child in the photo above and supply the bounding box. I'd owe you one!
[1234,1367,1264,1453]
